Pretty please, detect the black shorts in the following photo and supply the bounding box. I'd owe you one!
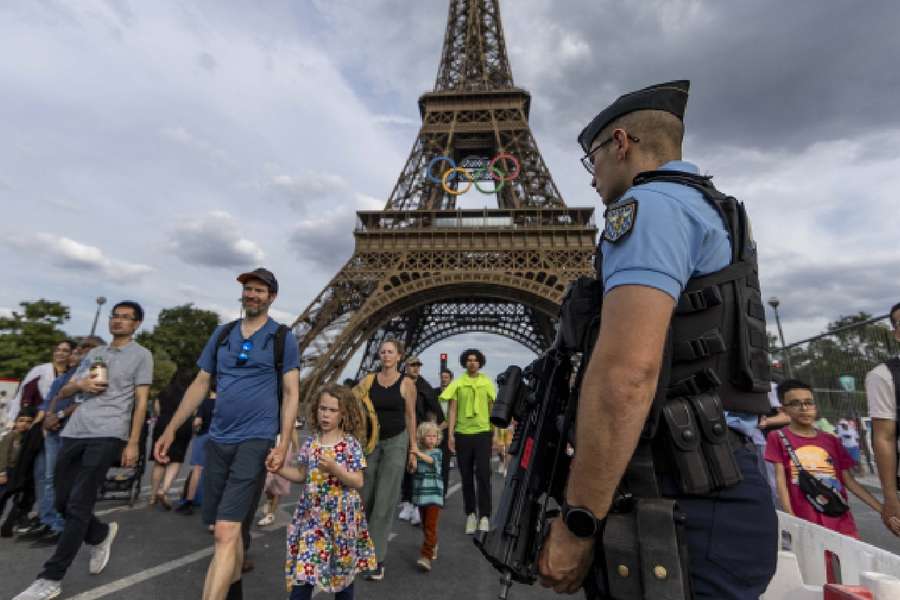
[202,438,273,524]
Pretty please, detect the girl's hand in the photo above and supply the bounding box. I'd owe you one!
[319,455,339,475]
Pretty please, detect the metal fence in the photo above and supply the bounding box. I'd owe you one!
[770,314,898,423]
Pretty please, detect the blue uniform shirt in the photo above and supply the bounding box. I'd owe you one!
[601,160,731,300]
[601,160,757,435]
[197,318,299,444]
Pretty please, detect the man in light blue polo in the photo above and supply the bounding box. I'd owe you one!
[155,267,300,600]
[538,81,777,599]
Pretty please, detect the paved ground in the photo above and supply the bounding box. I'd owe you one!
[2,443,898,600]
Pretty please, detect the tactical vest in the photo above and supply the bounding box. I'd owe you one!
[594,170,771,428]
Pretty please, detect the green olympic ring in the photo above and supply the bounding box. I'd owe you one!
[426,153,520,195]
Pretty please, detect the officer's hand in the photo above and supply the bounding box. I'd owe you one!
[538,518,594,594]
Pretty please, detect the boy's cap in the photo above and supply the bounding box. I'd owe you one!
[237,267,278,293]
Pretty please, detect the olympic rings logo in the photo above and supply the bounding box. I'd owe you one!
[425,153,521,196]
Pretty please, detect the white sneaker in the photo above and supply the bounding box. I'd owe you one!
[257,513,275,526]
[478,516,490,532]
[88,522,118,575]
[465,513,477,535]
[410,508,421,526]
[12,579,61,600]
[398,502,412,522]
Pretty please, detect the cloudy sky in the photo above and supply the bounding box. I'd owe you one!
[2,0,898,380]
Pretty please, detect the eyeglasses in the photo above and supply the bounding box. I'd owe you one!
[109,313,137,321]
[579,132,641,175]
[784,400,816,409]
[408,362,423,367]
[236,340,253,366]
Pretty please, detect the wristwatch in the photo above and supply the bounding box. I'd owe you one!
[561,502,602,539]
[56,410,66,420]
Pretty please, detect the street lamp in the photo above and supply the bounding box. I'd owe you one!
[90,296,107,336]
[768,296,793,377]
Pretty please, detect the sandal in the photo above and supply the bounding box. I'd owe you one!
[156,493,172,511]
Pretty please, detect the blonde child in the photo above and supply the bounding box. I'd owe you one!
[279,384,375,600]
[494,423,513,477]
[411,421,444,571]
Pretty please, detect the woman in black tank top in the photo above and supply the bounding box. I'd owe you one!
[358,339,417,580]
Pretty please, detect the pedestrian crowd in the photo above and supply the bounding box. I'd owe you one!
[0,267,515,600]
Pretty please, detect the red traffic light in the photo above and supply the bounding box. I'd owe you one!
[440,353,447,360]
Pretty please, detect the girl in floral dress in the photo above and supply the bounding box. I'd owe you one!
[279,384,375,600]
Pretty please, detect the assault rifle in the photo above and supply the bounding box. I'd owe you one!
[473,347,578,600]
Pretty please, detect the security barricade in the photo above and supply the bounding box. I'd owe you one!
[762,511,900,599]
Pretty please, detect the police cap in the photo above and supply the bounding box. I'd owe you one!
[577,80,690,153]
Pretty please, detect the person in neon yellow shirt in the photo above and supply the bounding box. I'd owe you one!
[441,349,496,535]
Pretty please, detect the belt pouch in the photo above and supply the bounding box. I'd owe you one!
[688,393,742,489]
[601,511,642,600]
[635,499,691,600]
[661,398,711,495]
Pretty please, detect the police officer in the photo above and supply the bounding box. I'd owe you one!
[538,81,777,599]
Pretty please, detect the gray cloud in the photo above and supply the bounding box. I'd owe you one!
[7,233,154,283]
[170,211,265,269]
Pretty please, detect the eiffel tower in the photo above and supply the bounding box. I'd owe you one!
[292,0,596,401]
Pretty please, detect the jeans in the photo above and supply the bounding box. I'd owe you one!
[361,432,408,562]
[35,431,65,532]
[39,437,123,581]
[455,431,492,518]
[289,583,354,600]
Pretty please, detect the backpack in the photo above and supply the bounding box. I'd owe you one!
[353,373,381,455]
[210,320,289,435]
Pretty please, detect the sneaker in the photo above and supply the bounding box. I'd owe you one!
[12,578,61,600]
[257,513,275,526]
[88,522,118,575]
[364,563,385,581]
[30,530,62,548]
[17,524,52,541]
[398,502,413,522]
[410,508,421,526]
[175,501,193,515]
[465,513,477,535]
[15,518,42,536]
[478,517,490,532]
[416,556,432,571]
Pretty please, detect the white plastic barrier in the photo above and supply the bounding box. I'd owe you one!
[762,511,900,600]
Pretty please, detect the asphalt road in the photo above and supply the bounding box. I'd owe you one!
[2,446,898,600]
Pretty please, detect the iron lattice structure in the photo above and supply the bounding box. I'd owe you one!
[292,0,596,401]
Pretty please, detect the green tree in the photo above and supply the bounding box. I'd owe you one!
[0,300,70,379]
[136,304,220,395]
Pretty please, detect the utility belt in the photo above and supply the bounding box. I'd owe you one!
[587,395,747,600]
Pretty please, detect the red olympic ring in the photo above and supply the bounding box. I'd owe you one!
[488,153,520,182]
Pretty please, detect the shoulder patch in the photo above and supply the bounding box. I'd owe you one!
[603,198,638,243]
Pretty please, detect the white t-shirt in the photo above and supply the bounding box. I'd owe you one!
[866,358,900,473]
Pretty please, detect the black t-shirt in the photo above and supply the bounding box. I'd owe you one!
[370,375,406,440]
[412,376,444,425]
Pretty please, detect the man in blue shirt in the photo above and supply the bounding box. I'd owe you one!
[154,268,300,600]
[538,82,777,599]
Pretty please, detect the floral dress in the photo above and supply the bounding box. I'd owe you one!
[285,433,376,593]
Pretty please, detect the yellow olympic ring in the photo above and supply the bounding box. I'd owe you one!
[441,167,474,196]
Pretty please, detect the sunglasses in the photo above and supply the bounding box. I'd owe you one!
[409,362,423,367]
[236,340,253,366]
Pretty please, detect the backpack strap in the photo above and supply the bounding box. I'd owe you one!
[884,357,900,485]
[273,324,289,411]
[210,320,240,378]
